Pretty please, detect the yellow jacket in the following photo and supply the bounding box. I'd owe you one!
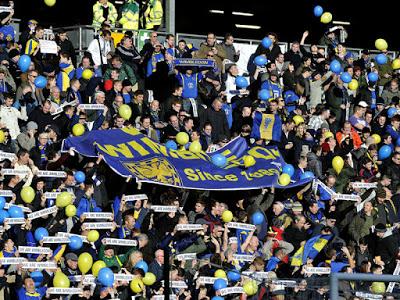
[92,1,118,28]
[143,0,163,29]
[119,1,139,31]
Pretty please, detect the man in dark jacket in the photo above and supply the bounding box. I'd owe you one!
[200,98,230,142]
[148,249,164,281]
[28,100,56,132]
[385,152,400,193]
[284,215,309,251]
[221,33,239,63]
[56,29,77,66]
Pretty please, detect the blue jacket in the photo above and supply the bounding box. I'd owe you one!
[76,195,102,217]
[386,125,400,141]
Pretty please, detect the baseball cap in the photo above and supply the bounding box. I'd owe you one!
[358,101,368,108]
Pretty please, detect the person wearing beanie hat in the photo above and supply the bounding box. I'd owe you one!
[16,121,38,151]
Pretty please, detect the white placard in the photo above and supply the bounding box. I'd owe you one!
[47,288,83,295]
[22,261,57,269]
[51,100,78,115]
[197,277,228,285]
[78,104,105,110]
[0,6,13,13]
[151,296,176,300]
[316,179,335,196]
[334,193,360,201]
[355,292,383,299]
[124,194,148,201]
[1,168,29,176]
[114,274,134,282]
[229,237,238,244]
[103,238,137,247]
[352,182,378,189]
[38,40,58,54]
[28,206,58,220]
[42,236,70,243]
[44,192,61,199]
[304,267,331,274]
[69,275,96,285]
[227,222,256,231]
[4,203,32,212]
[0,151,16,161]
[57,232,88,242]
[37,171,67,178]
[0,190,13,197]
[233,254,255,262]
[4,218,25,224]
[0,257,27,265]
[161,281,188,289]
[220,287,244,296]
[176,253,197,261]
[242,271,270,279]
[387,260,400,293]
[18,246,52,255]
[272,280,297,287]
[357,190,376,212]
[82,212,113,220]
[175,224,203,231]
[82,222,114,230]
[150,205,177,213]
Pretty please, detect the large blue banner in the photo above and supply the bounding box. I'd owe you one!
[62,128,311,190]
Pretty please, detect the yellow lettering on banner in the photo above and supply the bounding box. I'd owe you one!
[195,169,206,180]
[96,143,133,158]
[127,141,150,156]
[141,138,163,155]
[176,151,200,160]
[121,127,141,136]
[184,168,199,181]
[214,175,226,181]
[248,147,277,160]
[226,174,238,181]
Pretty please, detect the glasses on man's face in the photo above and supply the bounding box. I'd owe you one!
[207,55,214,58]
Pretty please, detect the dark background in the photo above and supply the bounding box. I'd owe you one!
[12,0,399,50]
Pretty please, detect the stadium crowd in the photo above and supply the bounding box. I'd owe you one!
[0,0,400,299]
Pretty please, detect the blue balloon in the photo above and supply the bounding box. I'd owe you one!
[227,270,241,282]
[74,171,86,184]
[388,107,398,118]
[379,145,392,160]
[258,89,270,101]
[0,210,9,224]
[165,140,178,150]
[329,60,341,74]
[397,138,400,147]
[31,271,43,288]
[375,54,388,65]
[340,72,352,83]
[211,154,227,168]
[282,164,295,177]
[261,37,272,49]
[254,55,267,66]
[212,297,224,300]
[8,205,24,218]
[252,211,264,225]
[235,76,248,89]
[69,235,83,250]
[135,260,148,273]
[0,196,5,210]
[18,54,31,72]
[98,267,114,287]
[368,72,378,83]
[300,171,314,180]
[313,5,324,17]
[34,227,49,242]
[34,75,47,89]
[213,278,227,290]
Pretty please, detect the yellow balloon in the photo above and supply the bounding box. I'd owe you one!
[243,280,258,296]
[78,252,93,274]
[348,79,359,91]
[243,155,256,168]
[0,130,5,143]
[279,173,291,186]
[375,39,388,51]
[65,204,76,217]
[44,0,56,7]
[392,58,400,70]
[176,132,189,145]
[82,69,93,80]
[56,192,72,208]
[53,271,70,288]
[293,115,304,125]
[119,104,132,120]
[214,269,227,278]
[189,140,202,153]
[371,282,385,294]
[221,210,233,223]
[142,272,156,286]
[72,123,85,136]
[371,134,381,144]
[87,230,100,242]
[320,12,332,24]
[92,260,106,277]
[332,156,344,174]
[130,277,145,293]
[21,186,35,204]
